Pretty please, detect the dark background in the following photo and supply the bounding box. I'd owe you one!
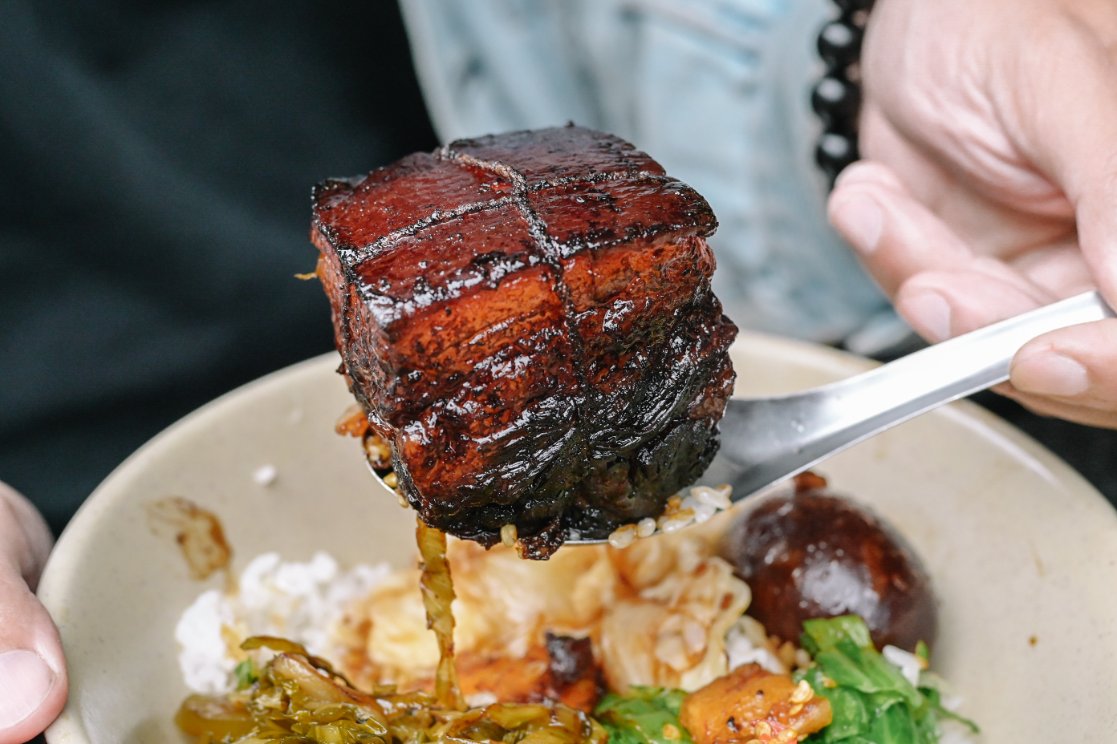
[1,0,1114,545]
[0,1,437,536]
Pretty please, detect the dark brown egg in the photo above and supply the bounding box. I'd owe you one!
[720,474,937,651]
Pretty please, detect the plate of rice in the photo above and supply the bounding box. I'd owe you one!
[37,332,1117,742]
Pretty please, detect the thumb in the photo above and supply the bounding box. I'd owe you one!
[0,482,67,744]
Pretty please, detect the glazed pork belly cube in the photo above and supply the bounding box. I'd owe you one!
[313,125,736,558]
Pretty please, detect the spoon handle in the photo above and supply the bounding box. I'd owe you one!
[816,290,1115,431]
[713,291,1115,500]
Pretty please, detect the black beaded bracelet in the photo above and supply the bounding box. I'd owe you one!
[812,0,875,187]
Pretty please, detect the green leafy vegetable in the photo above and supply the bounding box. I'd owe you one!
[594,687,692,744]
[796,616,978,744]
[233,658,258,690]
[801,615,874,653]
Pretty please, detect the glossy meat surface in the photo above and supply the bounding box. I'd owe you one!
[313,125,736,557]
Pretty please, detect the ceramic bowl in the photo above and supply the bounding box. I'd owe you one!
[38,333,1117,742]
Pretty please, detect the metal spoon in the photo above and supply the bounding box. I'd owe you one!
[682,290,1114,508]
[566,290,1113,543]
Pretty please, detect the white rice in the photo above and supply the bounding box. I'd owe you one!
[252,463,278,486]
[608,484,733,547]
[175,551,390,693]
[883,644,926,687]
[175,549,977,742]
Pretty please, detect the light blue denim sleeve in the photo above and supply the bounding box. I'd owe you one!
[399,0,909,353]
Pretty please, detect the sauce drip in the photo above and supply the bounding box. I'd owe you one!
[416,520,465,710]
[176,522,607,742]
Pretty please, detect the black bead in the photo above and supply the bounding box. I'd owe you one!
[810,74,861,127]
[833,0,874,13]
[817,20,862,69]
[816,0,872,189]
[815,131,859,181]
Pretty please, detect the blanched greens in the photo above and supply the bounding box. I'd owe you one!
[796,616,977,743]
[234,659,259,691]
[594,687,692,744]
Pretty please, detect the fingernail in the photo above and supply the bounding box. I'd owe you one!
[903,291,952,342]
[1013,349,1090,397]
[0,650,55,728]
[834,194,884,254]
